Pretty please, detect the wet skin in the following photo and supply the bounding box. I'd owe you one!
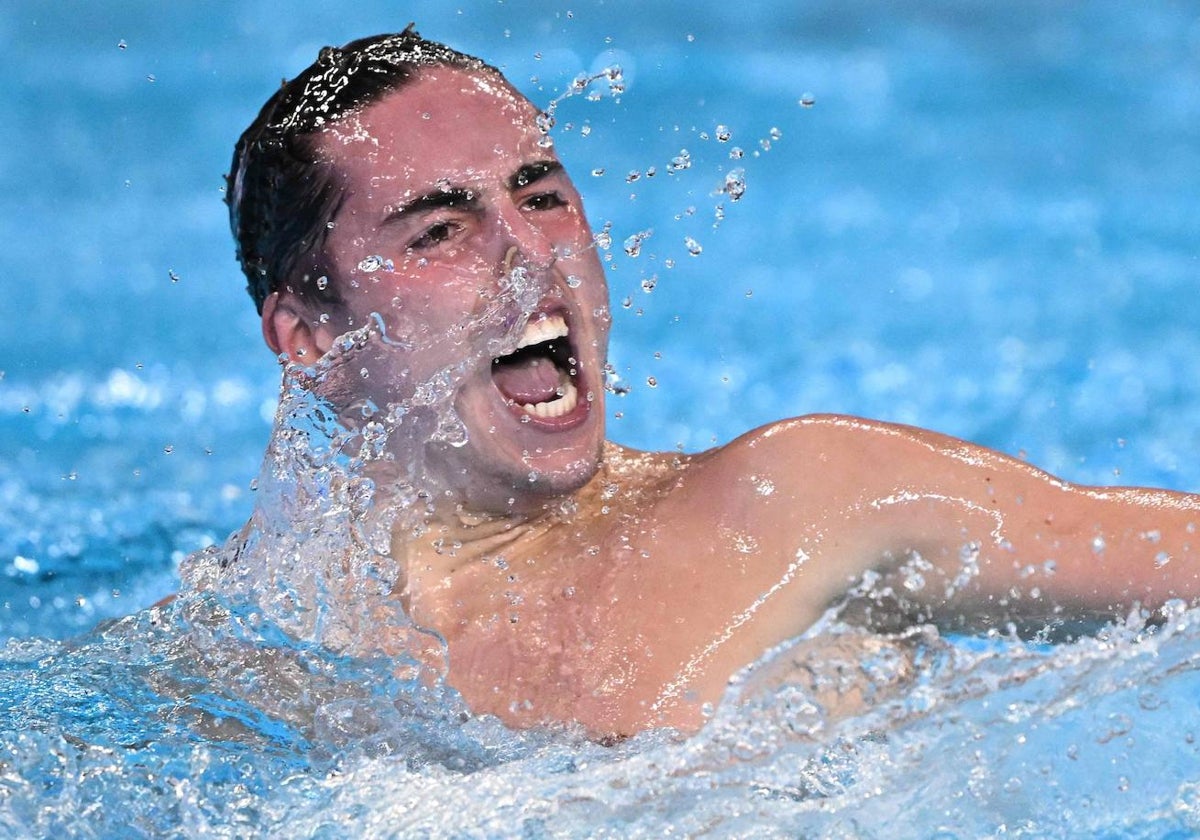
[261,67,1200,738]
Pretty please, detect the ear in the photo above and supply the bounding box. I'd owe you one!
[261,292,330,363]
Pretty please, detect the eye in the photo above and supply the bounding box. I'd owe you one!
[407,220,462,251]
[522,191,568,212]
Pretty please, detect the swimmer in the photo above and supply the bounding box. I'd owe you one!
[225,28,1200,738]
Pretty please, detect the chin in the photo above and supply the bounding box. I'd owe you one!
[431,428,605,515]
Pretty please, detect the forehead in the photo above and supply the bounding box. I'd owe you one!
[316,66,549,187]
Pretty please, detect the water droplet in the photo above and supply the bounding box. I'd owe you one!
[799,92,816,108]
[640,275,657,293]
[625,170,641,183]
[528,470,540,483]
[606,65,625,96]
[667,149,692,173]
[168,269,181,283]
[591,167,606,177]
[565,275,582,288]
[580,124,592,137]
[535,111,555,134]
[117,40,127,50]
[684,236,703,256]
[163,445,174,454]
[593,224,612,250]
[722,168,746,201]
[769,127,782,140]
[316,275,329,290]
[1155,551,1172,568]
[623,229,652,257]
[730,147,744,160]
[146,74,156,83]
[646,376,657,388]
[715,125,731,142]
[358,255,384,273]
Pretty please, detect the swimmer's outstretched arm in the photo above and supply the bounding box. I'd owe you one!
[697,414,1200,628]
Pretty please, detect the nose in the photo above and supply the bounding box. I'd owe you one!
[495,202,557,272]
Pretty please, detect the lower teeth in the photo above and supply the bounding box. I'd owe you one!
[520,377,578,419]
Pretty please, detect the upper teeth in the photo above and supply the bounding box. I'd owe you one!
[516,314,568,349]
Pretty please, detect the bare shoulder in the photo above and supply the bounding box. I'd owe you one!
[704,413,1059,487]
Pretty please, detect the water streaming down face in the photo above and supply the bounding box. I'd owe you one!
[4,1,1200,836]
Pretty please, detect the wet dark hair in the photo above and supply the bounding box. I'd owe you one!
[227,26,498,314]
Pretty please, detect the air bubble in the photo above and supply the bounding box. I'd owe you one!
[730,147,744,160]
[715,125,731,142]
[641,275,657,293]
[647,376,657,388]
[591,168,606,177]
[684,236,703,256]
[316,275,329,290]
[358,255,385,273]
[799,92,816,107]
[566,275,582,288]
[769,127,782,140]
[168,269,181,283]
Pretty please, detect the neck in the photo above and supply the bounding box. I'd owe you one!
[391,491,563,587]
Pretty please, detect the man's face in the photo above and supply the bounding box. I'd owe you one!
[302,66,611,513]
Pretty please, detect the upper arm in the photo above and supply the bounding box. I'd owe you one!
[707,414,1200,627]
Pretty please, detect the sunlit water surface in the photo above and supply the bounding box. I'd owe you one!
[3,1,1200,836]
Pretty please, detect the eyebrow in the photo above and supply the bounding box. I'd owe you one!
[380,160,565,225]
[383,187,479,224]
[509,160,564,191]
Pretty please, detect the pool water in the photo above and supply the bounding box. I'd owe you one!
[3,0,1200,836]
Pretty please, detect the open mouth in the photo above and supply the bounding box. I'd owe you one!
[490,313,581,420]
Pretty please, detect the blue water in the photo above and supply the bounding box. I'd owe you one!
[2,0,1200,836]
